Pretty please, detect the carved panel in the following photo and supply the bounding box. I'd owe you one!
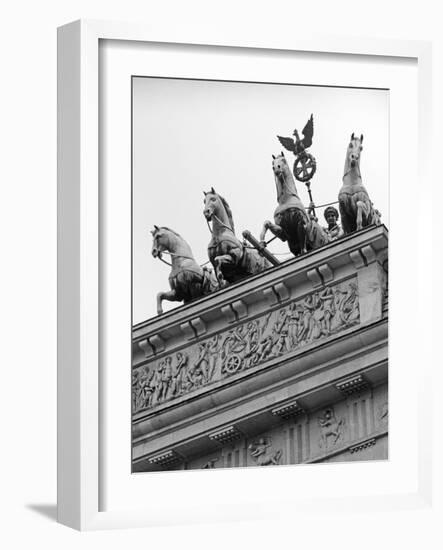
[164,383,387,471]
[132,279,359,413]
[248,437,282,466]
[317,407,346,449]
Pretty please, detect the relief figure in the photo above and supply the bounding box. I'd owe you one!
[249,438,282,466]
[132,280,360,413]
[318,407,345,449]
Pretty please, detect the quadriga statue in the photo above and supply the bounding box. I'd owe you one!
[203,188,271,287]
[259,152,329,256]
[338,133,381,234]
[151,226,218,314]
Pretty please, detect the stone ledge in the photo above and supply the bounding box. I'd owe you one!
[133,225,388,355]
[132,319,387,427]
[132,335,387,461]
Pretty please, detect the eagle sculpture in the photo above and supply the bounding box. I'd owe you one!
[277,114,314,156]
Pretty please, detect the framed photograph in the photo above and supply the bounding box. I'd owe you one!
[57,20,433,530]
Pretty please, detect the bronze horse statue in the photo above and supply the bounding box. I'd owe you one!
[203,188,270,287]
[151,225,218,314]
[338,134,381,234]
[260,152,329,256]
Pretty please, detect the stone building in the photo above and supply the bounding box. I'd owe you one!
[132,225,388,471]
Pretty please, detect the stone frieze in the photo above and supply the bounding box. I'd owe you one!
[132,279,359,414]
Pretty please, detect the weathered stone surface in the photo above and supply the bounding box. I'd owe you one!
[132,278,359,413]
[133,382,388,471]
[132,226,388,471]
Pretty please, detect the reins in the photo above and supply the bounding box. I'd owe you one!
[157,251,211,268]
[207,213,277,249]
[156,195,339,270]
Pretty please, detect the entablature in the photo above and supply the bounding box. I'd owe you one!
[133,225,388,365]
[132,226,388,422]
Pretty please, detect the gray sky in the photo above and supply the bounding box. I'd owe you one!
[133,77,389,323]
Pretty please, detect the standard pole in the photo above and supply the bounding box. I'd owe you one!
[242,230,280,266]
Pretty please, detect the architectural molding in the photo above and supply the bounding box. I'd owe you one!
[148,334,165,354]
[209,425,242,445]
[132,278,360,413]
[335,374,370,396]
[271,400,304,419]
[307,430,386,464]
[148,449,182,467]
[349,438,376,454]
[132,226,388,356]
[132,226,388,472]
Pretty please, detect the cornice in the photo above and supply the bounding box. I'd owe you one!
[133,318,387,427]
[132,320,388,461]
[133,225,388,347]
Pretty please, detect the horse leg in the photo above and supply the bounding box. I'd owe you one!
[356,202,363,230]
[298,220,309,254]
[339,203,354,235]
[260,221,284,247]
[214,254,233,288]
[156,289,179,315]
[356,200,370,231]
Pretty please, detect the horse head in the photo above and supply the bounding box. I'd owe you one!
[271,151,298,202]
[346,133,364,171]
[271,152,291,179]
[151,226,179,258]
[203,187,235,232]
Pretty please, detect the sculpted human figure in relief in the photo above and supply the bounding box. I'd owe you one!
[249,438,282,466]
[318,407,345,448]
[132,281,360,413]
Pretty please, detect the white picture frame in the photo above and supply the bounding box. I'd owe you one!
[57,19,433,531]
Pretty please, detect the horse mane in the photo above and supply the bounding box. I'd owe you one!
[159,226,183,239]
[217,194,235,232]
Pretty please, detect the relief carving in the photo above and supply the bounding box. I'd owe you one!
[248,438,282,466]
[133,279,359,413]
[318,407,345,449]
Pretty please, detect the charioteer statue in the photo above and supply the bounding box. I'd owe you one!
[150,119,383,316]
[259,115,329,256]
[323,206,344,241]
